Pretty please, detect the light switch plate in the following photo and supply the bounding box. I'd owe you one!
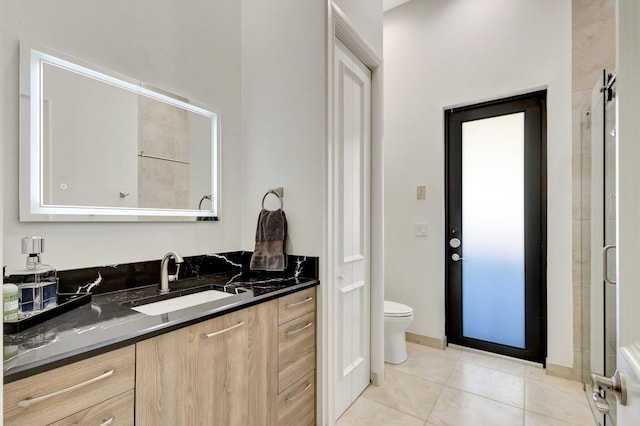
[417,185,426,200]
[416,223,428,237]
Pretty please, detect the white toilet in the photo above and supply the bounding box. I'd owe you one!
[384,300,414,364]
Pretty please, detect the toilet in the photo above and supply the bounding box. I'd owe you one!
[384,300,414,364]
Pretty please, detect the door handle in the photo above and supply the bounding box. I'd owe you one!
[603,245,616,285]
[590,370,627,414]
[449,238,461,248]
[451,253,463,262]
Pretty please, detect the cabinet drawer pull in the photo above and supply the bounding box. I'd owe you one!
[286,322,313,336]
[203,321,245,338]
[17,369,116,408]
[286,297,313,309]
[100,415,116,426]
[286,382,312,401]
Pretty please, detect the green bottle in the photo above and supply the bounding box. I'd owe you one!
[3,283,19,322]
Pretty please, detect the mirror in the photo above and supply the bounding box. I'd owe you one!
[19,42,219,221]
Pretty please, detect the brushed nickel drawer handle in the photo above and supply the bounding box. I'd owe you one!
[17,369,117,408]
[286,297,313,309]
[286,322,313,336]
[203,321,245,338]
[286,382,312,402]
[100,415,116,426]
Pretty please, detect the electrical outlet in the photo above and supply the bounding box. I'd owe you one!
[417,185,426,200]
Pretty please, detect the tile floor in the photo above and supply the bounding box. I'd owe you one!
[337,342,595,426]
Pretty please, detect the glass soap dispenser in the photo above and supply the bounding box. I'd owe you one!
[6,237,58,317]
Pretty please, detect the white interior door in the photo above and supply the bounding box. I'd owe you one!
[611,1,640,424]
[333,37,371,419]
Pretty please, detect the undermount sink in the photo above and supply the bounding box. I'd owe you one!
[130,289,234,316]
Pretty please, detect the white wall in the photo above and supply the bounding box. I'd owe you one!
[1,0,242,271]
[384,0,573,367]
[240,0,326,255]
[238,0,383,256]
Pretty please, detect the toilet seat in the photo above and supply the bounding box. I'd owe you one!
[384,301,413,318]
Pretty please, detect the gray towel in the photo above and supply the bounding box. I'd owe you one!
[250,209,287,271]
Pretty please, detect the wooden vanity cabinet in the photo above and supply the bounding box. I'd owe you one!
[277,287,316,425]
[135,299,279,426]
[48,390,134,426]
[3,345,135,426]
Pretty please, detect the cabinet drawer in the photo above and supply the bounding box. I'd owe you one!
[279,287,316,325]
[49,389,134,426]
[278,311,315,392]
[278,371,315,426]
[4,346,135,426]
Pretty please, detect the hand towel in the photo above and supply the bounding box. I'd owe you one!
[250,208,287,271]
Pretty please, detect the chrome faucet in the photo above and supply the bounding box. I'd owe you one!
[159,251,184,294]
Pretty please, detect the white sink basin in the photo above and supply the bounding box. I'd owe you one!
[131,290,234,316]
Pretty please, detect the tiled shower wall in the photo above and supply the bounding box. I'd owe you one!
[138,96,190,210]
[569,0,615,382]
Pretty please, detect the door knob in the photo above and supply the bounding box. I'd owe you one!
[451,253,463,262]
[449,238,461,248]
[590,370,627,414]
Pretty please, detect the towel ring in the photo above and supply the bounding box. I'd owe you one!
[262,190,283,210]
[198,195,212,210]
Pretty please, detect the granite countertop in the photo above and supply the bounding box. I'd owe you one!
[3,272,319,383]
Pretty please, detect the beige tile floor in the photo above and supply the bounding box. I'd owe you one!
[337,342,596,426]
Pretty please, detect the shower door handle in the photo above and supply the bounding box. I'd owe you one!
[603,245,616,285]
[590,370,627,414]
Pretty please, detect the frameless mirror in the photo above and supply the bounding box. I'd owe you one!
[19,41,219,221]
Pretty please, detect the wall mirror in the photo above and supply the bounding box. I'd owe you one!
[19,41,219,221]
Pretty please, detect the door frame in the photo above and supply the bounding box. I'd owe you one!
[444,91,548,364]
[615,0,640,422]
[323,3,384,425]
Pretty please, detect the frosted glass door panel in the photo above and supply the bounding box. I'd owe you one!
[461,112,525,349]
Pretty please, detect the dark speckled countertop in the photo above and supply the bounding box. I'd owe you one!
[3,272,318,383]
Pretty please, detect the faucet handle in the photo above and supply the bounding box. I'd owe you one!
[169,264,181,282]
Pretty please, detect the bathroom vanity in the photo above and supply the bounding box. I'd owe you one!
[136,286,316,425]
[3,266,318,425]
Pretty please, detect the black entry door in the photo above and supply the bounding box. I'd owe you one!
[445,91,547,363]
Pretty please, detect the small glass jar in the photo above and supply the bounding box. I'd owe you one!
[7,265,58,317]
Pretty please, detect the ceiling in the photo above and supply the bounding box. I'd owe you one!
[383,0,412,12]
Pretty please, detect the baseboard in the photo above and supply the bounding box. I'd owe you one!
[546,362,582,382]
[371,371,381,386]
[405,332,446,350]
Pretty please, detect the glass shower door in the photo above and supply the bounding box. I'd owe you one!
[586,70,617,426]
[602,71,617,425]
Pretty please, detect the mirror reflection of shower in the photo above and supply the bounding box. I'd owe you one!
[584,69,617,426]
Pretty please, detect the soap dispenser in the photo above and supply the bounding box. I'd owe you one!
[5,237,58,317]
